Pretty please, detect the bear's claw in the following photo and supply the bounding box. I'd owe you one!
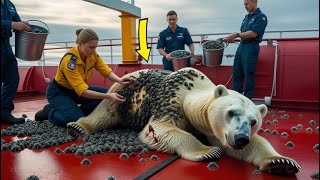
[203,148,222,160]
[267,158,301,175]
[67,123,85,139]
[271,158,301,170]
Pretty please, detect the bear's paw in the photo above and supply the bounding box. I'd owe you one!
[67,123,85,139]
[203,147,223,160]
[260,156,302,176]
[184,146,222,161]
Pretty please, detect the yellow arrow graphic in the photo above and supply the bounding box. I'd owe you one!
[136,18,151,62]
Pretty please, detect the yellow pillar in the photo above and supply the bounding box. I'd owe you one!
[119,12,138,64]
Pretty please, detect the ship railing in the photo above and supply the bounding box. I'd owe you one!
[13,28,319,67]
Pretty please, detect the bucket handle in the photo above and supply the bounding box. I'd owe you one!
[199,38,229,51]
[27,20,50,34]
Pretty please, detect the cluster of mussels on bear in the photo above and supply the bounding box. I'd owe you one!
[116,69,204,131]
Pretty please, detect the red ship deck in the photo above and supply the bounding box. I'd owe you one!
[1,38,319,180]
[1,95,319,180]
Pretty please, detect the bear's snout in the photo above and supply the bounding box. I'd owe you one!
[234,133,250,148]
[233,118,251,148]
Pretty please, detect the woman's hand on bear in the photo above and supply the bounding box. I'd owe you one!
[120,75,136,85]
[106,93,126,103]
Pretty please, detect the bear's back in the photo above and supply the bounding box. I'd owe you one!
[116,68,214,131]
[117,70,171,130]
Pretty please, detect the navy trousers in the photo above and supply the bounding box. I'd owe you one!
[1,41,20,118]
[232,43,260,99]
[46,80,108,125]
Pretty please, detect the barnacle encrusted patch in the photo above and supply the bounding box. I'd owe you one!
[116,69,204,131]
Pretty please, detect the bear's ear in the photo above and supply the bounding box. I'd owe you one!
[214,85,229,99]
[257,104,268,117]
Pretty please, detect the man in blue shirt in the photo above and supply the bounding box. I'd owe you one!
[225,0,267,100]
[1,0,30,124]
[157,10,195,71]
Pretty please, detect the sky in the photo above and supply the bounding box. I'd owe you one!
[10,0,319,66]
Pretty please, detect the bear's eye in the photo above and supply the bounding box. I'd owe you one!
[251,120,257,127]
[228,110,235,117]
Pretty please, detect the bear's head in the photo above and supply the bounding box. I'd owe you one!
[208,85,268,150]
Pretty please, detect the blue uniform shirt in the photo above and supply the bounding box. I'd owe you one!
[157,25,193,55]
[1,0,21,39]
[240,8,267,43]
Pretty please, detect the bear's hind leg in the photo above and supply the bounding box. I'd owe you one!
[67,83,124,138]
[67,100,122,138]
[140,121,222,161]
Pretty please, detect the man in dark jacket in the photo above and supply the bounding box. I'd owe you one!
[1,0,30,124]
[157,10,195,71]
[225,0,268,100]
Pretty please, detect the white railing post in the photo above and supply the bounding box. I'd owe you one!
[150,37,153,64]
[65,42,68,52]
[110,40,113,64]
[39,52,45,66]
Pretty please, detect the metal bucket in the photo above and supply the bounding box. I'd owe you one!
[200,40,228,67]
[170,50,191,71]
[15,20,50,61]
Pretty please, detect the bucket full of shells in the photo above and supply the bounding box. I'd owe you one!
[169,50,191,71]
[199,39,228,67]
[15,20,50,61]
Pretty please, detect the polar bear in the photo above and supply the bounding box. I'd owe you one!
[67,67,301,176]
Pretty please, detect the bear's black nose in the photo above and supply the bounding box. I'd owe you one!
[234,133,250,148]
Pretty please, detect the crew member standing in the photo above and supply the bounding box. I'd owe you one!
[1,0,30,124]
[157,10,195,71]
[225,0,267,100]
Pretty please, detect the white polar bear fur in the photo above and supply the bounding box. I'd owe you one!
[68,67,301,175]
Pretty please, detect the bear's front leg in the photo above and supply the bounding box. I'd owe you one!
[140,121,222,161]
[225,134,301,176]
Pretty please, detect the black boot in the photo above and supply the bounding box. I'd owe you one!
[1,115,25,125]
[35,104,51,121]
